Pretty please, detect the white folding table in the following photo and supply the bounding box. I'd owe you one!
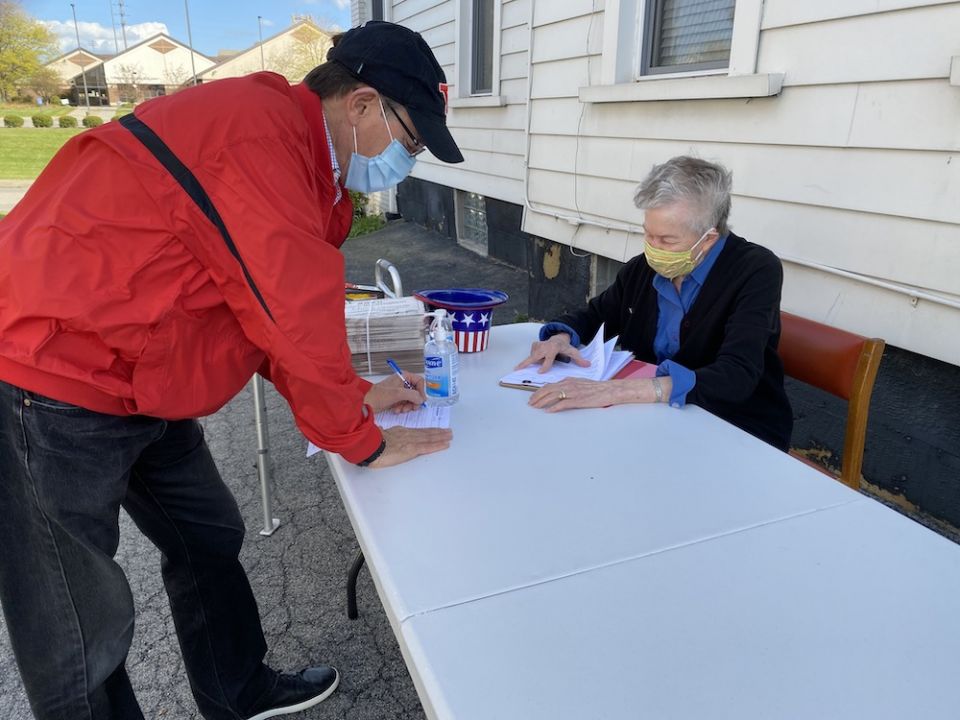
[324,323,960,719]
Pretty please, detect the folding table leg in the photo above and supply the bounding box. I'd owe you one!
[347,550,366,620]
[252,374,280,536]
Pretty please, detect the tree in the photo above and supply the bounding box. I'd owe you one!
[27,65,61,102]
[268,25,332,82]
[114,62,143,103]
[0,1,59,101]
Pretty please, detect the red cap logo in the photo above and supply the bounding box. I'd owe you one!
[438,82,449,116]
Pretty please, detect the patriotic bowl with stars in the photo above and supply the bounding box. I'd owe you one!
[413,288,509,353]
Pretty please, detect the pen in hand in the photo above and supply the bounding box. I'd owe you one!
[386,358,427,408]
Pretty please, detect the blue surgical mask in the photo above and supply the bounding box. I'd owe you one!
[344,99,417,193]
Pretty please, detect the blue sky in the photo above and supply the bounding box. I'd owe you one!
[24,0,351,58]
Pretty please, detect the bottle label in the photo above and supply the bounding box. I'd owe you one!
[425,354,456,398]
[425,356,449,397]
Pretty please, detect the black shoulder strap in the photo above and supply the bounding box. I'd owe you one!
[119,113,274,323]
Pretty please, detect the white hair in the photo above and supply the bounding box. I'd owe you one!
[633,156,732,235]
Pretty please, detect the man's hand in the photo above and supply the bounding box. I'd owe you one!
[368,426,453,468]
[365,372,426,413]
[514,333,591,373]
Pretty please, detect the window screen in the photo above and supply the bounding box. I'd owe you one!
[471,0,494,94]
[645,0,735,74]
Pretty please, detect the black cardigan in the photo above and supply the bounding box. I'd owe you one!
[555,233,793,450]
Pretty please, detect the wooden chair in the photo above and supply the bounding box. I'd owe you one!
[778,312,885,490]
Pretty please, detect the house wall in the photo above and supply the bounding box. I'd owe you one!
[521,0,960,367]
[396,0,530,207]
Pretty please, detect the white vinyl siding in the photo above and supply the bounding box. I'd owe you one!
[356,0,960,363]
[521,0,960,364]
[390,0,529,203]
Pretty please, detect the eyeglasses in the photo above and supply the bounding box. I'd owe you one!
[386,102,426,157]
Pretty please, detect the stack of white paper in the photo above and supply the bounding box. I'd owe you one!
[345,296,426,375]
[498,323,633,389]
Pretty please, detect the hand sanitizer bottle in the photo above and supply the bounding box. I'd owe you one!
[424,309,459,406]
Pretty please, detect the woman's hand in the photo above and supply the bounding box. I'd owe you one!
[528,376,669,412]
[364,372,426,414]
[528,378,621,411]
[515,333,591,373]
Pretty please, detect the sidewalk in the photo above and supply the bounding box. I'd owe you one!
[0,180,31,213]
[0,221,525,719]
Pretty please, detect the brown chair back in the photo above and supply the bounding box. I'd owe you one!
[779,312,885,490]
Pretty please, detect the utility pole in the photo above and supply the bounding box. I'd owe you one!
[108,0,120,54]
[70,3,91,112]
[118,0,129,49]
[257,16,265,71]
[184,0,198,85]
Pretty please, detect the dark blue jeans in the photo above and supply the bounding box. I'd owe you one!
[0,381,276,719]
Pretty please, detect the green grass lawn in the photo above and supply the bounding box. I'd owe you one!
[0,128,82,179]
[347,213,386,239]
[0,102,74,119]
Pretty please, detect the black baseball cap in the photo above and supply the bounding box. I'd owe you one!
[329,21,464,164]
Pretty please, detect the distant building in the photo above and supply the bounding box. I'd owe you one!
[197,20,333,84]
[45,20,333,105]
[45,48,111,105]
[45,34,215,105]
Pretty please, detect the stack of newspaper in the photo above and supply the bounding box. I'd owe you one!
[345,296,426,376]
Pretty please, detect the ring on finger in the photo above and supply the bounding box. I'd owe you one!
[559,390,567,400]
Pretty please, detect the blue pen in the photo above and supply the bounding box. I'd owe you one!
[386,358,427,408]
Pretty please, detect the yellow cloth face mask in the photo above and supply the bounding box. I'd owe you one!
[643,230,712,279]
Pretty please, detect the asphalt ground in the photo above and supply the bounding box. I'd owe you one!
[0,221,528,719]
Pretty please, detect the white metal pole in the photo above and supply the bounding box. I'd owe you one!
[70,4,91,111]
[108,0,120,54]
[184,0,199,85]
[118,0,128,49]
[258,16,266,70]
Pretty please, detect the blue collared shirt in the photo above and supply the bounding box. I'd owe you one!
[653,233,727,407]
[540,234,728,408]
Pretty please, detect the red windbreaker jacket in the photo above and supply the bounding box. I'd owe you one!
[0,72,383,463]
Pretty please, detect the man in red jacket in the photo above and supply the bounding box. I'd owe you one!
[0,21,458,720]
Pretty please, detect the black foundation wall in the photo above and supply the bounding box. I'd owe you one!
[397,176,456,241]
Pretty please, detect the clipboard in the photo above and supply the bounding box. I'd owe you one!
[498,359,656,391]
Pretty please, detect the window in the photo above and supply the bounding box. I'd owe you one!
[594,256,624,296]
[642,0,736,75]
[371,0,384,21]
[457,191,489,256]
[471,0,494,94]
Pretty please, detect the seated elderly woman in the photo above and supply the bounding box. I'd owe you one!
[517,155,793,450]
